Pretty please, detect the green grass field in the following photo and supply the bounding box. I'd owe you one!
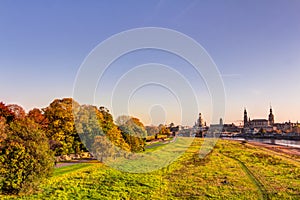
[2,138,300,199]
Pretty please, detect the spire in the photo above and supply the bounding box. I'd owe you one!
[268,104,274,126]
[220,118,223,125]
[198,113,203,127]
[243,108,248,127]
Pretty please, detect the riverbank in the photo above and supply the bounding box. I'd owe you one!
[223,137,300,158]
[222,134,300,141]
[245,140,300,157]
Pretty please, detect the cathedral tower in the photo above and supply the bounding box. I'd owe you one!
[268,106,274,126]
[198,113,203,128]
[244,108,248,127]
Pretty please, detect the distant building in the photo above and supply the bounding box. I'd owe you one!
[210,118,240,134]
[268,107,274,126]
[243,107,274,130]
[193,113,209,137]
[251,119,268,129]
[293,123,300,134]
[222,123,241,133]
[198,113,203,128]
[244,108,248,127]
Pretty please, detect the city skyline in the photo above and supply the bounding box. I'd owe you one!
[1,1,300,126]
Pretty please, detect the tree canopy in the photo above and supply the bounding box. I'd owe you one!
[43,98,81,155]
[116,115,147,152]
[0,99,153,195]
[0,103,53,195]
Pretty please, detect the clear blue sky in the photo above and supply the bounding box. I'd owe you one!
[1,0,300,125]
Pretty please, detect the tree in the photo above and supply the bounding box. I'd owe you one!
[158,124,171,136]
[75,105,130,160]
[43,98,81,155]
[75,105,104,151]
[169,122,174,128]
[130,117,147,139]
[0,118,53,195]
[92,136,115,162]
[116,116,147,138]
[27,108,48,129]
[98,106,114,133]
[6,104,26,120]
[98,108,130,152]
[0,116,7,143]
[116,115,147,152]
[145,126,159,136]
[0,102,15,123]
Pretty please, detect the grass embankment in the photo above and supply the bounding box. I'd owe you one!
[2,138,300,199]
[219,141,300,199]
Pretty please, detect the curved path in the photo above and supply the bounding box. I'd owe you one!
[220,153,269,200]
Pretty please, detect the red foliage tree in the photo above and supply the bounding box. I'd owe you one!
[6,104,26,120]
[27,108,48,129]
[0,102,15,123]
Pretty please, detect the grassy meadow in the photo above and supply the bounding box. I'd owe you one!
[2,138,300,199]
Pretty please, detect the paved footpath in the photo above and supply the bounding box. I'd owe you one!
[55,159,96,168]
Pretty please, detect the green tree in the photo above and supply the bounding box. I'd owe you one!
[75,106,130,161]
[145,126,159,136]
[92,135,116,162]
[0,118,53,195]
[116,115,147,152]
[98,108,130,152]
[75,105,104,151]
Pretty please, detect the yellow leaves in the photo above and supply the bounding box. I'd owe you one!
[44,98,79,154]
[53,120,60,127]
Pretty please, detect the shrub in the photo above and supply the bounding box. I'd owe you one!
[0,118,54,195]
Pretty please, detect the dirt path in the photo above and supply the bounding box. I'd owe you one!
[220,153,269,200]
